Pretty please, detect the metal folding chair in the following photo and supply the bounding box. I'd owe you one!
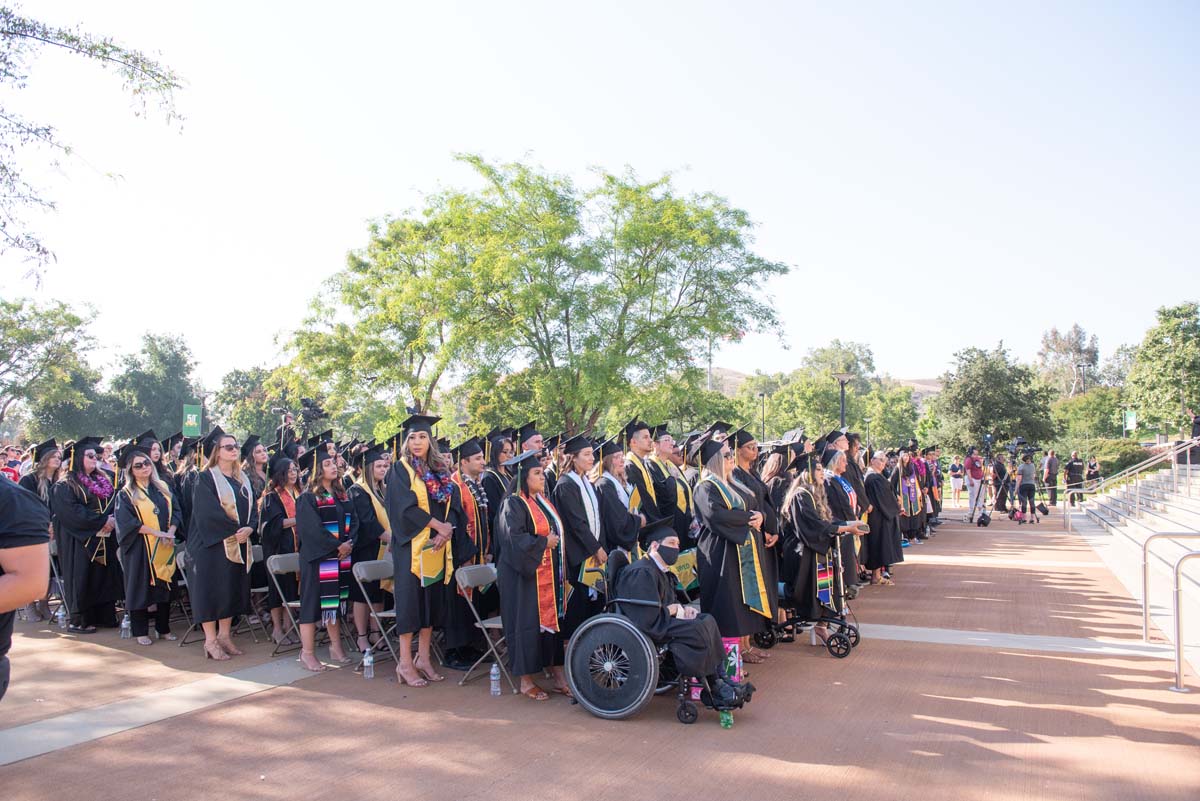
[48,538,71,620]
[454,563,517,693]
[233,545,271,643]
[351,560,399,669]
[266,553,304,656]
[174,550,205,646]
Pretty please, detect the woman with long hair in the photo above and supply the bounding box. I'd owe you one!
[892,450,924,545]
[495,449,570,700]
[822,449,862,594]
[173,437,201,543]
[294,443,357,671]
[385,414,464,687]
[593,439,643,553]
[240,435,269,499]
[259,453,301,644]
[552,434,606,636]
[50,437,123,633]
[481,432,515,535]
[19,439,59,621]
[186,428,256,661]
[693,434,768,641]
[114,444,181,645]
[728,428,779,663]
[780,458,863,644]
[347,444,390,653]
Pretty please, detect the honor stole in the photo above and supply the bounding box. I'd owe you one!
[397,458,454,587]
[700,474,770,618]
[518,493,565,632]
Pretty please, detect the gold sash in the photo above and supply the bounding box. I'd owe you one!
[396,458,453,586]
[355,478,395,594]
[625,452,657,512]
[129,485,175,584]
[207,467,254,572]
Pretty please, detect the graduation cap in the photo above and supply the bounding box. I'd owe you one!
[704,421,732,440]
[562,434,592,455]
[163,431,184,451]
[301,441,335,475]
[621,418,650,448]
[823,427,849,448]
[268,449,295,477]
[436,436,451,455]
[63,436,104,471]
[500,426,517,444]
[401,414,440,438]
[306,429,332,448]
[502,449,544,490]
[451,437,484,462]
[199,426,228,461]
[384,430,404,458]
[781,427,805,443]
[730,425,757,449]
[592,436,622,460]
[31,438,58,463]
[135,429,159,448]
[240,434,262,461]
[821,447,843,468]
[641,512,676,543]
[178,436,200,460]
[650,423,672,441]
[697,434,728,466]
[517,421,540,446]
[354,443,388,470]
[543,433,562,452]
[117,443,153,470]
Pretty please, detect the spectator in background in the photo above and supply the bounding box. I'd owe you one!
[1042,449,1060,507]
[1064,451,1085,507]
[964,447,985,522]
[992,453,1010,513]
[1086,455,1101,487]
[949,456,963,506]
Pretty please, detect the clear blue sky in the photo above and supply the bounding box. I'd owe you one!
[5,1,1198,388]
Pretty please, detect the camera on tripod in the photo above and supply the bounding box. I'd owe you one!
[1003,436,1039,460]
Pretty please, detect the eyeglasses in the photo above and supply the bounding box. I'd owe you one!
[131,460,152,469]
[723,451,735,460]
[220,443,239,452]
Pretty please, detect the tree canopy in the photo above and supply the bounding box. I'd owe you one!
[0,297,92,425]
[1125,302,1200,434]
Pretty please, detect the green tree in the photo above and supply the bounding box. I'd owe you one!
[0,297,94,425]
[930,344,1057,453]
[1099,343,1137,389]
[602,369,740,438]
[1037,323,1099,398]
[1125,302,1200,434]
[859,383,919,448]
[802,340,875,393]
[212,366,292,442]
[1051,386,1123,440]
[23,362,128,440]
[0,6,182,268]
[107,334,203,437]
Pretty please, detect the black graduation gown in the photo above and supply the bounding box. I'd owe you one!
[494,494,565,675]
[825,475,861,588]
[844,458,869,517]
[552,474,606,635]
[347,485,386,604]
[175,470,198,543]
[864,472,903,571]
[1,479,51,698]
[618,556,723,678]
[186,470,256,623]
[114,483,181,612]
[732,466,780,620]
[295,490,358,624]
[384,461,462,635]
[259,489,298,608]
[781,488,842,619]
[17,474,47,506]
[624,453,657,531]
[694,480,761,638]
[595,475,641,553]
[50,479,123,625]
[765,474,791,521]
[480,469,509,562]
[649,458,698,550]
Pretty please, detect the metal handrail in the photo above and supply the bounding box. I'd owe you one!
[1066,436,1199,532]
[1142,532,1200,641]
[1170,550,1200,692]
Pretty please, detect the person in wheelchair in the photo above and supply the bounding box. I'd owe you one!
[616,518,753,709]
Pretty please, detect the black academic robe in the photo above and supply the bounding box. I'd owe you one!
[649,457,698,550]
[347,485,386,605]
[844,458,869,517]
[295,490,358,624]
[480,469,509,561]
[186,470,256,623]
[553,474,606,634]
[114,483,181,612]
[732,466,780,620]
[444,477,491,651]
[259,489,298,608]
[891,470,925,537]
[595,474,641,553]
[825,474,861,588]
[624,452,657,531]
[618,555,724,678]
[384,460,463,635]
[175,469,198,543]
[494,494,565,675]
[17,474,49,508]
[863,472,903,571]
[50,479,123,626]
[781,488,842,619]
[765,474,792,521]
[694,479,762,638]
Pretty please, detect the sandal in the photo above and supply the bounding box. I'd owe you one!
[395,665,428,687]
[743,650,765,664]
[415,660,445,682]
[551,685,574,698]
[299,651,327,672]
[135,635,153,646]
[67,623,98,634]
[522,686,549,701]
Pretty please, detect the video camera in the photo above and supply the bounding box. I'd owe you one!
[1003,436,1039,460]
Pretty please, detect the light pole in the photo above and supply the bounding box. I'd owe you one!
[833,371,854,428]
[863,416,872,449]
[758,392,766,442]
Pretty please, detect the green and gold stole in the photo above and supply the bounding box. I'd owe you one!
[700,473,770,618]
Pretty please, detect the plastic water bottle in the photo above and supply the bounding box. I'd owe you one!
[362,649,374,679]
[489,663,502,696]
[56,605,67,630]
[120,613,131,639]
[719,710,734,729]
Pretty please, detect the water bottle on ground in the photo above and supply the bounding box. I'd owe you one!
[56,605,67,630]
[490,662,502,696]
[719,710,734,729]
[120,613,131,639]
[362,648,374,679]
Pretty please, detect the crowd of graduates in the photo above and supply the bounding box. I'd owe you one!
[2,414,952,702]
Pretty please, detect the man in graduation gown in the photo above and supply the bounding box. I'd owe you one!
[618,519,753,708]
[647,425,698,550]
[622,419,658,546]
[444,437,494,669]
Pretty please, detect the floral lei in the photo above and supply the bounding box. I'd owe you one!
[77,469,114,501]
[414,458,453,503]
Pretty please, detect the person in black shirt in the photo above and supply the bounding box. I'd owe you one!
[1,479,52,701]
[1064,451,1086,507]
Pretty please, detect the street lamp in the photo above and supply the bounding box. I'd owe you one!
[833,371,854,428]
[757,392,767,442]
[863,416,872,449]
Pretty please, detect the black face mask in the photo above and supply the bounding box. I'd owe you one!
[656,545,680,566]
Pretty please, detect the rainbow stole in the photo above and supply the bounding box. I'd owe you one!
[315,493,351,616]
[700,475,770,619]
[518,494,565,631]
[397,458,454,588]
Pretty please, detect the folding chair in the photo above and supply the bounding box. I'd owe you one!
[454,563,517,693]
[47,539,70,619]
[351,560,399,669]
[233,545,271,643]
[267,553,304,656]
[175,550,205,646]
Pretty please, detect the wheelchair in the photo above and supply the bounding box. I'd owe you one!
[564,549,751,724]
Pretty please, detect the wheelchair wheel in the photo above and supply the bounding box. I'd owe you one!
[676,701,699,725]
[826,632,852,658]
[752,628,777,650]
[565,614,659,720]
[845,625,861,648]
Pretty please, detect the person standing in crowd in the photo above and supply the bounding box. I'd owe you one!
[1064,450,1085,506]
[1017,453,1040,523]
[863,450,902,585]
[494,449,570,701]
[1,477,51,702]
[347,444,390,655]
[593,437,644,553]
[1086,454,1102,487]
[385,414,462,688]
[241,436,268,499]
[1042,449,1060,507]
[729,427,779,661]
[949,455,963,506]
[51,437,123,633]
[1,444,22,482]
[187,428,256,661]
[259,453,300,645]
[444,437,493,668]
[18,439,58,621]
[963,446,985,522]
[992,452,1010,513]
[294,443,356,671]
[822,448,863,593]
[481,432,514,535]
[114,445,180,645]
[893,450,924,546]
[552,434,606,637]
[623,420,659,536]
[647,426,698,550]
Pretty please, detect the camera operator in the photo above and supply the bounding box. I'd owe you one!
[992,452,1009,512]
[964,446,985,522]
[275,411,297,450]
[1042,449,1060,507]
[1064,451,1085,507]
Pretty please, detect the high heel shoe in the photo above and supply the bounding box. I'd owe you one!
[414,659,445,682]
[216,637,244,656]
[299,650,327,672]
[204,641,231,661]
[395,664,428,687]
